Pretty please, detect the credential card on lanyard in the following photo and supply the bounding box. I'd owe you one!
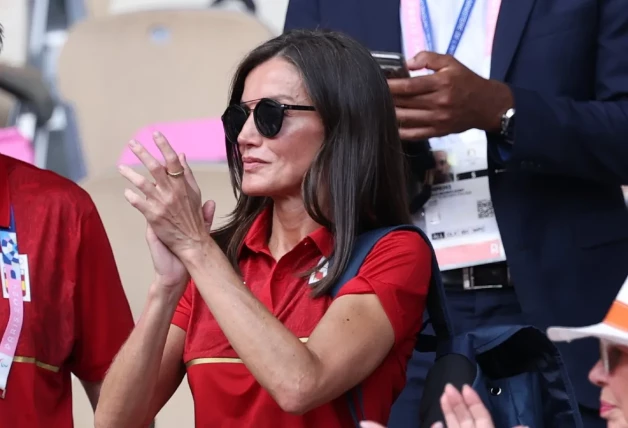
[400,0,505,270]
[0,208,25,398]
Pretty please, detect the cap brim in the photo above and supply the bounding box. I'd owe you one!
[547,322,628,347]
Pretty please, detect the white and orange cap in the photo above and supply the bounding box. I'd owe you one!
[548,276,628,347]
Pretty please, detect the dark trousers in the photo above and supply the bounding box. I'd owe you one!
[386,288,605,428]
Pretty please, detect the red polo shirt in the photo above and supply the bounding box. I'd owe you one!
[0,155,134,426]
[172,207,431,427]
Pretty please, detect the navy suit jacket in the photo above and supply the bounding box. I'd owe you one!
[285,0,628,409]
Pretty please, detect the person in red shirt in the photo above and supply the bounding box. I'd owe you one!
[96,30,433,427]
[0,151,135,427]
[0,24,135,427]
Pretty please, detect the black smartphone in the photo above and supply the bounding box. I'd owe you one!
[371,51,410,79]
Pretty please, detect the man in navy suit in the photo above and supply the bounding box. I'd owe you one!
[285,1,628,427]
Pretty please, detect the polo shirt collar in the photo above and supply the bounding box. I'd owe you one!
[0,155,10,229]
[242,205,334,259]
[308,225,334,259]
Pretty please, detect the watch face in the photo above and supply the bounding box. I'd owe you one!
[501,109,515,140]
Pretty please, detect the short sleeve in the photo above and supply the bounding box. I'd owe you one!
[172,280,194,332]
[335,231,432,347]
[69,202,135,382]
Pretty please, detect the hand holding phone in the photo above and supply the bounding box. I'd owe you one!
[386,51,514,140]
[371,51,410,79]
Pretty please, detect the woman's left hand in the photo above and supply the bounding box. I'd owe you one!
[119,132,216,260]
[435,384,529,428]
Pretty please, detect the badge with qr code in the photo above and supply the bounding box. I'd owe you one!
[1,254,31,302]
[419,177,505,271]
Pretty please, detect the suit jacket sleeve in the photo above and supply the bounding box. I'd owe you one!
[284,0,321,31]
[497,0,628,185]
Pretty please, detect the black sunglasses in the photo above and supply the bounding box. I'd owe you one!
[221,98,316,144]
[601,341,624,374]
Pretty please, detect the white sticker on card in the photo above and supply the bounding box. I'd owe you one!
[1,254,31,302]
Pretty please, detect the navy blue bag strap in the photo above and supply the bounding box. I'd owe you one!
[330,225,454,341]
[327,225,454,426]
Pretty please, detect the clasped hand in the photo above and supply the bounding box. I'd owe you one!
[387,51,513,141]
[118,133,216,291]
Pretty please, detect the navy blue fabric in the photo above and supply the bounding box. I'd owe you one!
[327,225,453,427]
[437,325,583,428]
[285,0,628,408]
[329,226,582,427]
[329,225,454,340]
[389,288,524,428]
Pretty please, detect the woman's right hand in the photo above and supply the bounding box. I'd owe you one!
[146,223,189,299]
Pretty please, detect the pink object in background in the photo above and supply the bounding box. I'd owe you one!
[118,118,228,166]
[0,127,34,164]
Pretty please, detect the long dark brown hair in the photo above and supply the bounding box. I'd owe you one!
[213,29,413,297]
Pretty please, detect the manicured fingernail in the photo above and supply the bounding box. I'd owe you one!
[129,140,138,147]
[431,423,444,428]
[153,131,161,138]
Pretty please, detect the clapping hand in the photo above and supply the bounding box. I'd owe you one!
[119,132,216,297]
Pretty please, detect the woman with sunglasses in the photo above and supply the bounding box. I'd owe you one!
[95,30,433,427]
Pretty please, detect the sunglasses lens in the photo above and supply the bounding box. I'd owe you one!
[255,99,284,138]
[222,105,248,144]
[601,342,623,374]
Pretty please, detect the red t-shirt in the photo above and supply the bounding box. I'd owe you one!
[172,208,431,427]
[0,155,134,427]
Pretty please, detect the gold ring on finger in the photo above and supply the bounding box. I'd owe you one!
[166,169,185,177]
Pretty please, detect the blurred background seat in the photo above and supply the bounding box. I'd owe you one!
[0,0,28,127]
[56,9,272,180]
[92,0,288,34]
[0,63,55,167]
[0,92,13,127]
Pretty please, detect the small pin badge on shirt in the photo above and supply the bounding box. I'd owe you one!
[308,257,329,285]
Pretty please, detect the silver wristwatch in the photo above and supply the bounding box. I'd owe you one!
[500,108,516,144]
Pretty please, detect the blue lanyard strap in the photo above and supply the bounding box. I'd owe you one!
[0,208,19,266]
[420,0,477,55]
